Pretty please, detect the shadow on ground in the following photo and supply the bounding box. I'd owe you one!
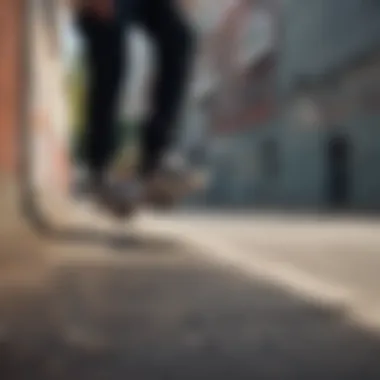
[20,193,183,254]
[1,238,380,380]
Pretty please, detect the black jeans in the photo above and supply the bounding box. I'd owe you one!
[76,0,195,179]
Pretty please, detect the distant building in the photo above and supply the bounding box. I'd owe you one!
[200,0,380,211]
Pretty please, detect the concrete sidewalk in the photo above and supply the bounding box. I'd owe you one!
[1,210,380,379]
[141,212,380,331]
[2,202,380,378]
[5,196,380,331]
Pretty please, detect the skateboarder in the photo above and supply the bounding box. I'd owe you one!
[71,0,203,215]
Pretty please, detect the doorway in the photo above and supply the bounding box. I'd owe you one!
[327,135,351,208]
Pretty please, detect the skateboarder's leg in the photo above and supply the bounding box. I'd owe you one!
[74,7,144,215]
[77,10,126,185]
[137,0,196,179]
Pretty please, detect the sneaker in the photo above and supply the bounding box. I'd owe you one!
[144,154,209,208]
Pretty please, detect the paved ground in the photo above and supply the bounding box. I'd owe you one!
[144,212,380,328]
[2,209,380,379]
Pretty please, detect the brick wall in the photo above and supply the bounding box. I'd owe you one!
[0,0,22,175]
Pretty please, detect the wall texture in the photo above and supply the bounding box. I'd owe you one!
[29,0,70,193]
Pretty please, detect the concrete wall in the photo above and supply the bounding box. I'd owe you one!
[29,0,70,193]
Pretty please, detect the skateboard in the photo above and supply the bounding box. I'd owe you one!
[95,180,190,220]
[97,173,207,219]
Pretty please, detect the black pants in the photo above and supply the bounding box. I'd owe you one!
[76,0,195,179]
